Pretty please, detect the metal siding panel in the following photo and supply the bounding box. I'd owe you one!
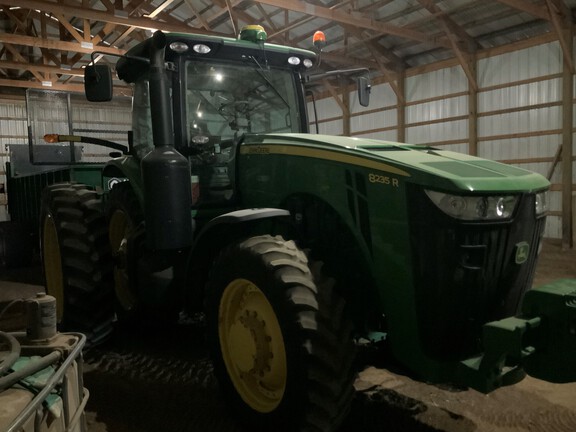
[318,120,343,136]
[314,98,341,120]
[406,119,467,145]
[439,143,468,154]
[354,130,398,141]
[351,110,396,134]
[350,82,396,113]
[406,66,466,101]
[545,214,561,239]
[478,42,562,88]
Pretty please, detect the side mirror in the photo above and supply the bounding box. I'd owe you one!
[84,65,113,102]
[357,76,371,107]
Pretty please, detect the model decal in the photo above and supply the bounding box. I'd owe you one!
[241,144,410,177]
[368,173,399,187]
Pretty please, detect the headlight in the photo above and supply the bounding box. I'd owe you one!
[535,190,548,216]
[425,190,518,221]
[288,56,301,65]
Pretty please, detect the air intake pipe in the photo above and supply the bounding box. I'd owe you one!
[141,31,193,250]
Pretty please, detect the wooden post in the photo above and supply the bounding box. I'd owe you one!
[561,27,574,249]
[468,56,478,156]
[343,84,351,136]
[397,71,406,143]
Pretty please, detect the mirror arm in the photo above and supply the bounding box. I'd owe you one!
[304,67,370,83]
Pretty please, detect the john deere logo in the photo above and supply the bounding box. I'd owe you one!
[515,242,530,264]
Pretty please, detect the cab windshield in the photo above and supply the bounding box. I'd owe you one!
[185,61,302,144]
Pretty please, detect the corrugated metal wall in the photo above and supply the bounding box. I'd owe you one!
[310,39,574,240]
[477,41,566,239]
[0,98,27,221]
[72,102,131,162]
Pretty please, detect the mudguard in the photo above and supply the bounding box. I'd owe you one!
[184,208,292,310]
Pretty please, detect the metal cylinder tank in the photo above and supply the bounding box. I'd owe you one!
[141,146,193,250]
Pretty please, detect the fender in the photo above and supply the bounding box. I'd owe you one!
[102,156,144,205]
[184,208,291,311]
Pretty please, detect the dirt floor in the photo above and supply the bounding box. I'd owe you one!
[2,239,576,432]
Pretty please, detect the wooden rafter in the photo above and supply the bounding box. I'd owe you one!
[4,0,221,36]
[251,0,452,49]
[417,0,478,90]
[545,0,574,73]
[494,0,549,20]
[0,33,125,57]
[0,0,574,96]
[344,26,404,103]
[183,0,212,31]
[322,77,349,116]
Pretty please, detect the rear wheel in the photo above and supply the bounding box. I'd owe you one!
[107,181,144,318]
[106,181,178,324]
[206,235,355,432]
[40,183,114,345]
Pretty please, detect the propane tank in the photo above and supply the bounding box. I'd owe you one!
[26,293,57,341]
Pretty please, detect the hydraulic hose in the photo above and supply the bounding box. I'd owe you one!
[0,350,61,391]
[0,331,21,375]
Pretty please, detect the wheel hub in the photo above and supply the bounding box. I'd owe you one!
[219,279,287,413]
[109,209,135,310]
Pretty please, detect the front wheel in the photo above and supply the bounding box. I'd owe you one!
[206,235,355,432]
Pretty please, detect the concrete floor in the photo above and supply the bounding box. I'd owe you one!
[1,239,576,432]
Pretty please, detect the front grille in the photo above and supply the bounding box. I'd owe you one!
[407,185,546,360]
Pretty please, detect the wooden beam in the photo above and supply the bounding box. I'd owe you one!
[561,23,574,248]
[183,0,212,30]
[255,3,279,33]
[468,55,478,155]
[546,144,562,180]
[6,0,221,36]
[494,0,549,20]
[322,78,349,116]
[545,0,574,73]
[2,8,29,32]
[0,60,84,77]
[397,71,406,143]
[342,82,350,136]
[143,0,179,18]
[251,0,452,48]
[0,33,125,56]
[2,43,44,82]
[0,77,132,96]
[417,0,478,51]
[53,13,85,44]
[361,39,404,103]
[224,0,238,34]
[417,0,478,90]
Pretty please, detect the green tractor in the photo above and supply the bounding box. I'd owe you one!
[40,27,576,432]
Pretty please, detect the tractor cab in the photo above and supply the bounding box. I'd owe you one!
[85,27,317,215]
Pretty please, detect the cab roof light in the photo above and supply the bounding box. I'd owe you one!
[170,41,189,53]
[313,31,326,51]
[288,56,301,65]
[193,44,211,54]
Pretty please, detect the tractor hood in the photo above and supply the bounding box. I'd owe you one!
[241,133,550,194]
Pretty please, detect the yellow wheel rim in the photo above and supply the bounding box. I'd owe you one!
[219,279,287,413]
[42,214,64,322]
[108,209,135,311]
